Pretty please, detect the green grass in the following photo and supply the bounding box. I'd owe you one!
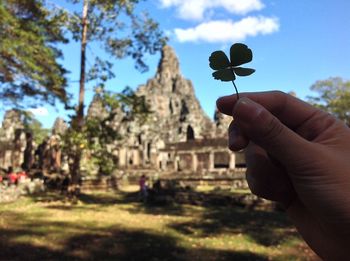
[0,188,317,261]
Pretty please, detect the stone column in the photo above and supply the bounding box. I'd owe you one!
[209,152,214,171]
[4,150,12,170]
[119,148,126,167]
[133,149,140,166]
[229,153,235,170]
[192,152,198,172]
[161,153,167,170]
[23,132,34,171]
[175,156,180,171]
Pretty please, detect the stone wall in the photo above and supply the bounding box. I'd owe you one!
[0,45,243,183]
[85,45,240,176]
[0,110,26,171]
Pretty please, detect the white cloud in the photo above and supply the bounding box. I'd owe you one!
[160,0,264,21]
[28,107,49,117]
[174,16,279,43]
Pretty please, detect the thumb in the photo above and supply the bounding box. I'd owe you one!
[233,97,311,164]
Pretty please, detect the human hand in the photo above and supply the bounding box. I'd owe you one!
[216,91,350,259]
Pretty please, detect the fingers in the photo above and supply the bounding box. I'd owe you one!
[228,120,249,151]
[245,142,296,207]
[217,91,319,130]
[232,97,312,164]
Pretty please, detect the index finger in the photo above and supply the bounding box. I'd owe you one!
[216,91,319,130]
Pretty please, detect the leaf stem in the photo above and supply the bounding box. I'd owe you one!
[231,80,240,100]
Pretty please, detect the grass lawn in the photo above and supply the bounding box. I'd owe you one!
[0,187,318,261]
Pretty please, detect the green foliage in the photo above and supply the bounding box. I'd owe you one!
[66,0,167,76]
[308,77,350,125]
[23,113,50,144]
[0,0,69,108]
[209,43,255,82]
[57,0,166,184]
[62,87,151,176]
[7,110,50,144]
[118,86,152,124]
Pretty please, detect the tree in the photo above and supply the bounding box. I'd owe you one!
[61,87,151,178]
[0,0,69,108]
[22,112,50,145]
[308,77,350,125]
[65,0,166,127]
[62,0,166,194]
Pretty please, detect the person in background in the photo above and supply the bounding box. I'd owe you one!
[7,167,17,185]
[17,168,28,183]
[139,174,148,200]
[216,91,350,260]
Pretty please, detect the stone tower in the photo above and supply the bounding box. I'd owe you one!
[86,45,233,171]
[135,45,215,143]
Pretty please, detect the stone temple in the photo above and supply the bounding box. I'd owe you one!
[0,45,245,179]
[87,45,245,177]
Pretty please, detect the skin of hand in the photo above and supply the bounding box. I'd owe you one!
[216,91,350,260]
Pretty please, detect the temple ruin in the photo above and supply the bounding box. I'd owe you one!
[0,45,245,180]
[86,45,244,177]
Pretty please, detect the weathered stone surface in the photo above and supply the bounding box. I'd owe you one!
[87,94,109,120]
[85,45,238,173]
[214,108,232,136]
[136,45,215,143]
[0,110,26,170]
[0,45,243,180]
[1,110,24,141]
[52,117,68,135]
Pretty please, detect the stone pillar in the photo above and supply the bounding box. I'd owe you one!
[164,154,167,171]
[119,148,127,167]
[175,156,180,171]
[156,154,161,170]
[229,153,235,170]
[192,152,198,172]
[12,130,25,169]
[209,152,214,171]
[4,150,12,170]
[23,132,34,170]
[133,149,140,166]
[161,152,167,170]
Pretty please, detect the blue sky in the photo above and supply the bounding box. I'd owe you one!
[3,0,350,128]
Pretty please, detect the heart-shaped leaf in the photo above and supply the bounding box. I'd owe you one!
[230,43,253,67]
[209,43,255,99]
[233,67,255,76]
[212,69,236,82]
[209,51,230,70]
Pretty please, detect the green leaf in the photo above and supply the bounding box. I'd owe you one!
[233,67,255,76]
[209,51,230,70]
[230,43,253,67]
[212,69,235,82]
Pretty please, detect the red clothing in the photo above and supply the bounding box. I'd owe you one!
[8,172,18,184]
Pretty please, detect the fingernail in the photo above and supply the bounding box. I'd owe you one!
[233,97,263,123]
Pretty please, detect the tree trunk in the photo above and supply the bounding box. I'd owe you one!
[69,0,89,198]
[77,0,89,127]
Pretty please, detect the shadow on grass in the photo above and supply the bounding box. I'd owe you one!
[79,191,188,217]
[30,191,120,205]
[116,190,298,247]
[169,205,296,247]
[24,190,301,253]
[0,211,268,261]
